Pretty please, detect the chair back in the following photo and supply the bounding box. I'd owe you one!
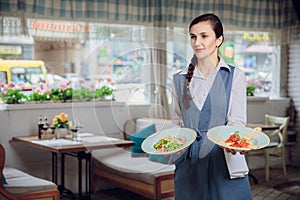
[265,114,290,147]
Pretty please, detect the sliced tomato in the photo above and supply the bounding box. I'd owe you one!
[225,132,250,148]
[157,145,166,152]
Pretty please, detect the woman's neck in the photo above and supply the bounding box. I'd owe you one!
[196,57,219,77]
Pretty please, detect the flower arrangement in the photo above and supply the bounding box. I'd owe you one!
[94,77,115,100]
[0,77,115,104]
[50,80,74,102]
[28,82,51,101]
[0,82,28,104]
[52,112,72,129]
[246,77,259,96]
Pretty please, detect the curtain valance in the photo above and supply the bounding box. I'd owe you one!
[0,0,298,30]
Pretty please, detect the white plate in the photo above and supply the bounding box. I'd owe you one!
[141,127,197,155]
[207,125,270,151]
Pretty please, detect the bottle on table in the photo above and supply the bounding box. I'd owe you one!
[38,115,44,139]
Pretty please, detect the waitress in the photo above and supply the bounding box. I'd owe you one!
[171,13,252,200]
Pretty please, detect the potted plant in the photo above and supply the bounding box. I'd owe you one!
[247,85,256,96]
[52,112,72,138]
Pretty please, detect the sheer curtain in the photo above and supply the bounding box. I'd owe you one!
[150,26,169,119]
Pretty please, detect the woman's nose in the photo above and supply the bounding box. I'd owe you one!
[194,37,202,45]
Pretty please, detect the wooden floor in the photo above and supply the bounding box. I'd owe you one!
[66,166,300,200]
[249,166,300,200]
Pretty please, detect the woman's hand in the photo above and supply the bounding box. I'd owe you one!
[224,147,245,155]
[219,145,245,155]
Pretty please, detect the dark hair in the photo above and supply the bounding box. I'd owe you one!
[189,13,224,41]
[183,13,224,108]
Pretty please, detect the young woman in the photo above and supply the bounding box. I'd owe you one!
[171,13,252,200]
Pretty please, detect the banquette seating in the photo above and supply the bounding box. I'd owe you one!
[0,144,60,200]
[92,118,175,200]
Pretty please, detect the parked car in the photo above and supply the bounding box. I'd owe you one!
[0,60,47,85]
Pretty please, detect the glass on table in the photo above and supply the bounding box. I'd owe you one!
[71,118,84,141]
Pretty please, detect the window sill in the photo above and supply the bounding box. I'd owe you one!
[0,101,126,111]
[247,96,290,102]
[247,96,269,102]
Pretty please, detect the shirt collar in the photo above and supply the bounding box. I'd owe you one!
[218,58,232,72]
[179,57,232,75]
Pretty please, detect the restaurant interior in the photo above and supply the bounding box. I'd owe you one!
[0,1,300,200]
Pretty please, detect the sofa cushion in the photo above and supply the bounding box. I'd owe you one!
[130,123,156,157]
[92,148,175,185]
[3,167,57,194]
[136,118,172,132]
[149,154,171,164]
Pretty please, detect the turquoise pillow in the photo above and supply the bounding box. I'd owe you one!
[130,123,156,157]
[2,173,7,185]
[148,154,171,164]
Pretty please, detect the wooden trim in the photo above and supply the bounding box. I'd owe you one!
[93,166,174,200]
[15,189,60,200]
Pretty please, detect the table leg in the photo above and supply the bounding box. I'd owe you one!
[78,154,82,198]
[86,153,91,198]
[61,153,65,187]
[52,153,75,199]
[52,152,57,184]
[76,151,92,200]
[50,151,93,199]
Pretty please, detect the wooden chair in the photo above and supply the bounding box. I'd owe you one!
[264,114,290,182]
[0,144,60,200]
[247,114,290,182]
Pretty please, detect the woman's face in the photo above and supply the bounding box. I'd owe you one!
[189,21,223,61]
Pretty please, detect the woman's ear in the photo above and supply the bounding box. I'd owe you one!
[216,35,223,47]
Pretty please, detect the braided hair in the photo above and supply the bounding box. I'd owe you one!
[182,13,224,108]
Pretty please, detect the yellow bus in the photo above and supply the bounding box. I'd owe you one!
[0,60,47,85]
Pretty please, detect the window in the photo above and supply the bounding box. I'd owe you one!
[83,25,277,104]
[165,30,277,100]
[0,71,7,83]
[220,31,275,97]
[11,67,45,84]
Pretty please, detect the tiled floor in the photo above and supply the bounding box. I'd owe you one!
[63,166,300,200]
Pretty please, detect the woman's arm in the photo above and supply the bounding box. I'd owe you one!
[227,68,247,126]
[171,83,184,128]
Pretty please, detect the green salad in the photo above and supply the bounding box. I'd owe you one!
[153,135,185,152]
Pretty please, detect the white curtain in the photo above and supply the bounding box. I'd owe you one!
[150,25,169,119]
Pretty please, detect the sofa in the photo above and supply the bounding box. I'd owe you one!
[92,118,175,200]
[0,144,60,200]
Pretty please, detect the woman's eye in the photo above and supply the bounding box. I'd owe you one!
[190,35,196,40]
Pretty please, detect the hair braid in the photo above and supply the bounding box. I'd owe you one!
[186,63,195,83]
[182,62,196,108]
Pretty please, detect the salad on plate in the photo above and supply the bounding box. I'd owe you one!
[153,135,185,152]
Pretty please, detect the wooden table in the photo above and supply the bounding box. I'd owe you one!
[246,123,280,131]
[13,135,134,200]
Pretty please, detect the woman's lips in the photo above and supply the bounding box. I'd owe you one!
[195,48,205,52]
